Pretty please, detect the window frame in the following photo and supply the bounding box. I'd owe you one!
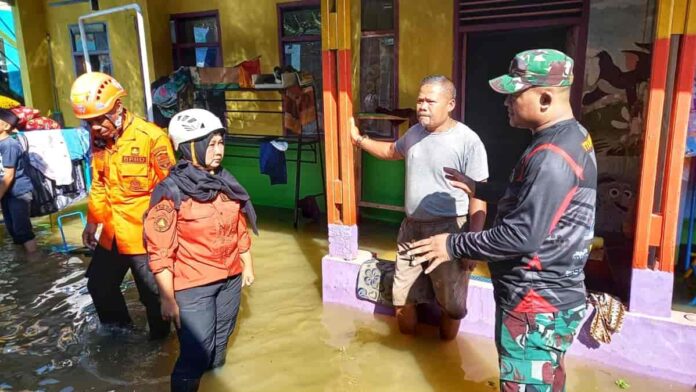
[170,10,223,68]
[69,22,113,76]
[276,0,321,67]
[277,1,323,137]
[359,0,399,140]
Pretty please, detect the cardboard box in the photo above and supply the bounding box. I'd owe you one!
[195,67,240,84]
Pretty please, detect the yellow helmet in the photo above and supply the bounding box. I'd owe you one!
[70,72,127,119]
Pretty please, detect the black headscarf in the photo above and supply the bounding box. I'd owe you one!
[148,131,258,234]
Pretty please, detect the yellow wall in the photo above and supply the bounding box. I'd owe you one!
[14,1,53,111]
[148,0,294,76]
[398,0,454,107]
[40,0,157,126]
[17,0,455,128]
[350,0,455,111]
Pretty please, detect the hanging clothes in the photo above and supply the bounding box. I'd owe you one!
[61,128,91,161]
[283,85,317,135]
[22,130,73,186]
[259,140,287,185]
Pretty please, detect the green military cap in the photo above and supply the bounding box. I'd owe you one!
[489,49,574,94]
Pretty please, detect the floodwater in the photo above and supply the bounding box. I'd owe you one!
[0,206,692,391]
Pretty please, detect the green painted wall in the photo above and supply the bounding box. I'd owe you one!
[359,152,405,223]
[221,144,325,210]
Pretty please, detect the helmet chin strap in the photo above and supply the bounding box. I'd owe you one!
[190,141,199,166]
[189,139,217,171]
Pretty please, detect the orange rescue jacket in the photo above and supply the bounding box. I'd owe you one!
[144,194,251,291]
[88,111,175,254]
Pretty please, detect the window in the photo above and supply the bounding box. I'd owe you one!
[278,2,322,122]
[70,23,112,76]
[170,11,222,68]
[360,0,398,139]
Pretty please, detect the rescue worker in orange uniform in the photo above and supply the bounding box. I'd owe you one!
[70,72,175,339]
[144,108,257,392]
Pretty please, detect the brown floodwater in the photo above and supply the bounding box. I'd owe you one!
[0,206,691,391]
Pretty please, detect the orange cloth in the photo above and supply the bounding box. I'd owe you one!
[283,85,317,135]
[88,111,175,254]
[144,194,251,291]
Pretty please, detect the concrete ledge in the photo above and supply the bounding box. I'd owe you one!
[322,256,696,386]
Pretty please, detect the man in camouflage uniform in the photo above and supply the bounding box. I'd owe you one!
[408,49,597,391]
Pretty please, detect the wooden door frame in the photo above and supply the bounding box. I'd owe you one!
[452,0,590,122]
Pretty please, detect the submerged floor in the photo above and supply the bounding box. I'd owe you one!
[0,206,692,391]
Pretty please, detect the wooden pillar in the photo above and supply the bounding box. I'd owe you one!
[321,0,359,259]
[658,0,696,273]
[630,0,696,316]
[632,0,675,270]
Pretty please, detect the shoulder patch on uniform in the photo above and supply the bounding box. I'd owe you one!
[582,135,594,152]
[153,212,173,232]
[155,152,172,169]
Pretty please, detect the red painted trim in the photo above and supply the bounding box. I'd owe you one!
[657,31,696,273]
[337,48,357,225]
[632,36,672,270]
[549,186,578,233]
[321,50,340,224]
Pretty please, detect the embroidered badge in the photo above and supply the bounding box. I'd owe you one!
[129,178,145,192]
[155,203,174,213]
[156,152,172,169]
[131,147,140,156]
[582,135,594,152]
[154,214,172,232]
[122,155,147,164]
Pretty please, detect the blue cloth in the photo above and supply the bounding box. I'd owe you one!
[61,128,91,161]
[0,136,33,197]
[1,192,34,244]
[259,141,287,185]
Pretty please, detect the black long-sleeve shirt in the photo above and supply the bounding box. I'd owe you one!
[447,119,597,312]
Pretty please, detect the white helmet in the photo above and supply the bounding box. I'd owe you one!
[168,108,225,150]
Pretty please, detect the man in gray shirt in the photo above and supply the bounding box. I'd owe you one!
[351,75,488,340]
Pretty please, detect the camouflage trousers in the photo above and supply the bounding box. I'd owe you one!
[495,304,587,392]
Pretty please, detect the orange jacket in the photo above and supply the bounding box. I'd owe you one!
[88,111,175,254]
[144,194,251,291]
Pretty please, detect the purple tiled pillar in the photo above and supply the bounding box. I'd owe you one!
[629,268,674,318]
[327,224,359,260]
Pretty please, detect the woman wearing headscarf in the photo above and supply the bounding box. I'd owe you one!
[144,108,258,392]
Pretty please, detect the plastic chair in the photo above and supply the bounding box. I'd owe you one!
[51,211,86,254]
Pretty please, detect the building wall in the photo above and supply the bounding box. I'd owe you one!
[14,1,52,111]
[360,0,455,222]
[13,1,659,220]
[0,5,23,98]
[15,0,157,124]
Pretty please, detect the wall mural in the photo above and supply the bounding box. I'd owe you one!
[580,0,655,298]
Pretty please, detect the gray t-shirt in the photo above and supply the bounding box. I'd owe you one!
[395,121,488,220]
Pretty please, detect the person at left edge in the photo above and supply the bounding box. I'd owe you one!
[70,71,175,339]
